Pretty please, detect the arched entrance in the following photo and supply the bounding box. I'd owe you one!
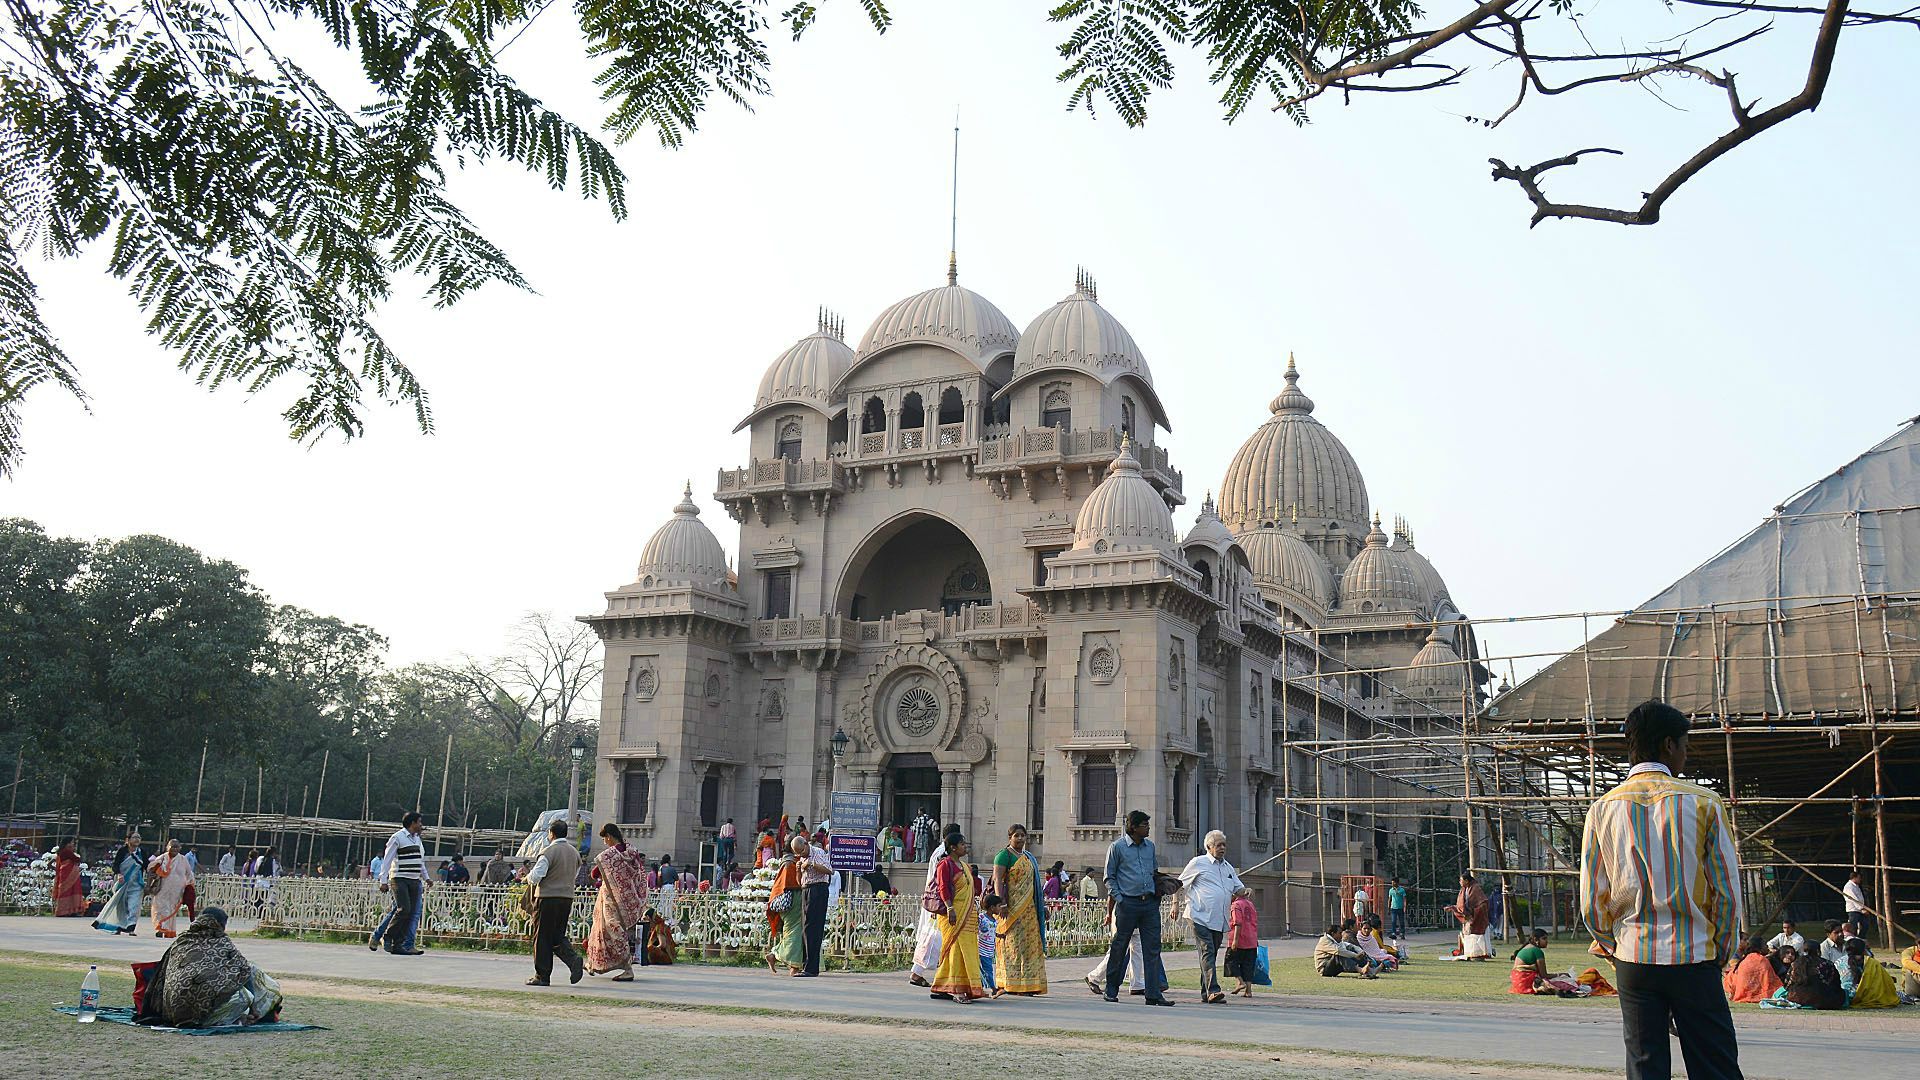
[885,752,942,831]
[839,513,994,620]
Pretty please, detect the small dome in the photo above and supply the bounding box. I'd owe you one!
[635,484,730,590]
[1072,438,1180,553]
[1337,515,1424,614]
[735,310,853,432]
[1391,520,1453,613]
[999,270,1170,430]
[1217,356,1370,538]
[1402,622,1468,698]
[1239,525,1334,621]
[846,282,1018,380]
[1182,493,1237,552]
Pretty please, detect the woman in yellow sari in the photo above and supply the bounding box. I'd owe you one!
[764,836,806,976]
[930,834,985,1004]
[991,824,1047,994]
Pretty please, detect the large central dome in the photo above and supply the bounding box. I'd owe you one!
[843,281,1018,383]
[1217,357,1369,538]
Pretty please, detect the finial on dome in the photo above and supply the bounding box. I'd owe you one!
[1201,491,1216,517]
[1109,431,1142,476]
[1364,512,1387,545]
[1073,266,1098,301]
[817,306,844,341]
[947,251,958,288]
[1269,354,1316,414]
[675,482,699,516]
[1290,502,1299,526]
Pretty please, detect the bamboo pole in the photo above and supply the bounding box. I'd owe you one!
[435,733,454,856]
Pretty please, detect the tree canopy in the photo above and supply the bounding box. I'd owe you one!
[0,0,1903,474]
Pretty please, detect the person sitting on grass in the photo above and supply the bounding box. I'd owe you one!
[1315,922,1377,979]
[1842,936,1900,1008]
[137,908,283,1028]
[1777,943,1845,1010]
[1723,934,1784,1003]
[1509,928,1555,995]
[1362,911,1404,963]
[1766,919,1805,955]
[1349,920,1399,972]
[1819,919,1849,968]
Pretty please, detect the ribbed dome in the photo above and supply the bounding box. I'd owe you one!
[735,312,852,431]
[1390,521,1452,614]
[998,271,1170,430]
[1182,494,1236,552]
[1402,623,1467,698]
[846,282,1018,379]
[1217,356,1369,538]
[1337,515,1424,614]
[635,484,730,589]
[1072,438,1179,553]
[1239,525,1334,620]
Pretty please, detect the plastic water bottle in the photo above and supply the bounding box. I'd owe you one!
[78,965,99,1022]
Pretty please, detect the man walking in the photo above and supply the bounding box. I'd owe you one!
[1842,869,1872,939]
[375,812,428,956]
[1178,829,1244,1004]
[799,827,834,976]
[525,819,584,986]
[217,847,236,876]
[1102,810,1172,1006]
[1581,700,1743,1080]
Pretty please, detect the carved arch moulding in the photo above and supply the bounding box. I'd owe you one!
[843,643,988,766]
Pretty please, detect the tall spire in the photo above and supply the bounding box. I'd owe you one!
[947,109,960,286]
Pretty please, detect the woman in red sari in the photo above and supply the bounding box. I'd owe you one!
[586,823,649,980]
[53,840,87,916]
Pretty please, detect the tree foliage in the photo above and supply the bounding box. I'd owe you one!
[0,518,594,841]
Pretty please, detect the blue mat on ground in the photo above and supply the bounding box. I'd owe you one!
[53,1005,324,1034]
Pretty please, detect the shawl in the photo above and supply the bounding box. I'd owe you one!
[593,843,650,928]
[1723,951,1783,1002]
[1784,954,1845,1010]
[1455,885,1490,935]
[155,913,254,1026]
[767,856,802,934]
[1850,957,1901,1008]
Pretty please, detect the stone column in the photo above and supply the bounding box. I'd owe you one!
[956,768,975,840]
[1114,749,1134,820]
[939,769,958,830]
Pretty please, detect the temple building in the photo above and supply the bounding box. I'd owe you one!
[583,269,1489,927]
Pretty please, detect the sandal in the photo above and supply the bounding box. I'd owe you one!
[612,972,634,982]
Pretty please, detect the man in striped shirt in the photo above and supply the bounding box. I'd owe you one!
[1580,700,1743,1080]
[375,811,428,956]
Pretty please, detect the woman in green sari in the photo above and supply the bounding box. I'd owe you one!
[991,823,1048,994]
[764,836,807,975]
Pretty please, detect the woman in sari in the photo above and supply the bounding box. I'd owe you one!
[930,834,985,1004]
[990,824,1048,995]
[92,833,145,935]
[1842,937,1900,1008]
[1509,929,1553,994]
[139,908,283,1028]
[764,835,807,975]
[1449,874,1491,959]
[52,840,87,916]
[148,839,195,937]
[586,823,649,980]
[1724,934,1784,1002]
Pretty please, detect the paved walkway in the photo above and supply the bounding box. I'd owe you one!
[3,917,1909,1077]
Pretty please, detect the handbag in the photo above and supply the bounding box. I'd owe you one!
[1250,945,1273,986]
[769,891,793,914]
[920,870,947,916]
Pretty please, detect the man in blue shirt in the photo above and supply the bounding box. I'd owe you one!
[1102,810,1172,1006]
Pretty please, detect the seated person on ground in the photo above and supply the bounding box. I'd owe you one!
[1724,933,1784,1003]
[1777,942,1846,1010]
[1766,919,1805,955]
[1315,922,1376,979]
[1509,929,1555,995]
[1819,920,1849,968]
[137,908,283,1028]
[1352,920,1400,971]
[1843,936,1900,1008]
[1901,940,1920,1000]
[1768,943,1797,983]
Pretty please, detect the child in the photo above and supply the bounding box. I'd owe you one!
[1225,885,1259,997]
[980,894,1006,997]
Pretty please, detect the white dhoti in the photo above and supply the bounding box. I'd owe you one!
[1458,932,1492,958]
[1085,933,1147,991]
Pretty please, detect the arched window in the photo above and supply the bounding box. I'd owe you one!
[1029,762,1045,831]
[900,391,924,430]
[699,774,720,827]
[1192,558,1213,597]
[775,419,802,461]
[1041,386,1070,430]
[861,397,885,434]
[1172,762,1189,830]
[1121,397,1136,439]
[937,386,964,425]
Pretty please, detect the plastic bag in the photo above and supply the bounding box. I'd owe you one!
[1251,946,1273,986]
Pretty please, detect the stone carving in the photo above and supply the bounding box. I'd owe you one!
[896,682,941,737]
[1089,647,1118,682]
[848,643,966,755]
[634,667,657,702]
[705,673,724,705]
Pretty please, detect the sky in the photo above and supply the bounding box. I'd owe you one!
[7,3,1917,680]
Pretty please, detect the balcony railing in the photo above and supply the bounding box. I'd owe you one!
[715,456,847,496]
[744,604,1045,651]
[977,425,1182,494]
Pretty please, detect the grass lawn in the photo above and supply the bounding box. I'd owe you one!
[0,953,1600,1079]
[1167,944,1624,1008]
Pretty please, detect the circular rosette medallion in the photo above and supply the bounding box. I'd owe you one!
[894,679,942,738]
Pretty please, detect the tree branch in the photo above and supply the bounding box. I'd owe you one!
[1489,0,1851,225]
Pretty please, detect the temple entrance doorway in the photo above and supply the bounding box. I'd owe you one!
[887,753,942,833]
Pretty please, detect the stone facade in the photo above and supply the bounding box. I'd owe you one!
[584,273,1485,930]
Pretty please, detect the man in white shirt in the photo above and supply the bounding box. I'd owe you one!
[1352,886,1371,925]
[1842,869,1873,938]
[1765,920,1805,954]
[1819,919,1849,968]
[217,848,236,876]
[1179,830,1245,1004]
[374,812,427,955]
[800,834,834,976]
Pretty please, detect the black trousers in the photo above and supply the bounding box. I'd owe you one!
[1615,959,1743,1080]
[1104,896,1169,1001]
[802,881,830,974]
[381,877,420,950]
[533,896,581,982]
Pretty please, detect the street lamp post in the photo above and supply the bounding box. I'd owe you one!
[829,727,850,901]
[566,734,588,832]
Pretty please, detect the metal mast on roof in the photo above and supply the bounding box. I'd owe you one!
[947,109,959,286]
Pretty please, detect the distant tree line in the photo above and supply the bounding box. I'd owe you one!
[0,518,600,847]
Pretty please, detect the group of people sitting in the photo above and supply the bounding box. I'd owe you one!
[1313,913,1405,979]
[1723,918,1914,1010]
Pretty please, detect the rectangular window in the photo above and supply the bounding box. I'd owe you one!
[776,435,802,461]
[1041,407,1070,430]
[1029,767,1045,831]
[1080,764,1117,826]
[764,569,792,619]
[757,779,785,824]
[699,774,720,828]
[622,769,651,824]
[1032,547,1065,587]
